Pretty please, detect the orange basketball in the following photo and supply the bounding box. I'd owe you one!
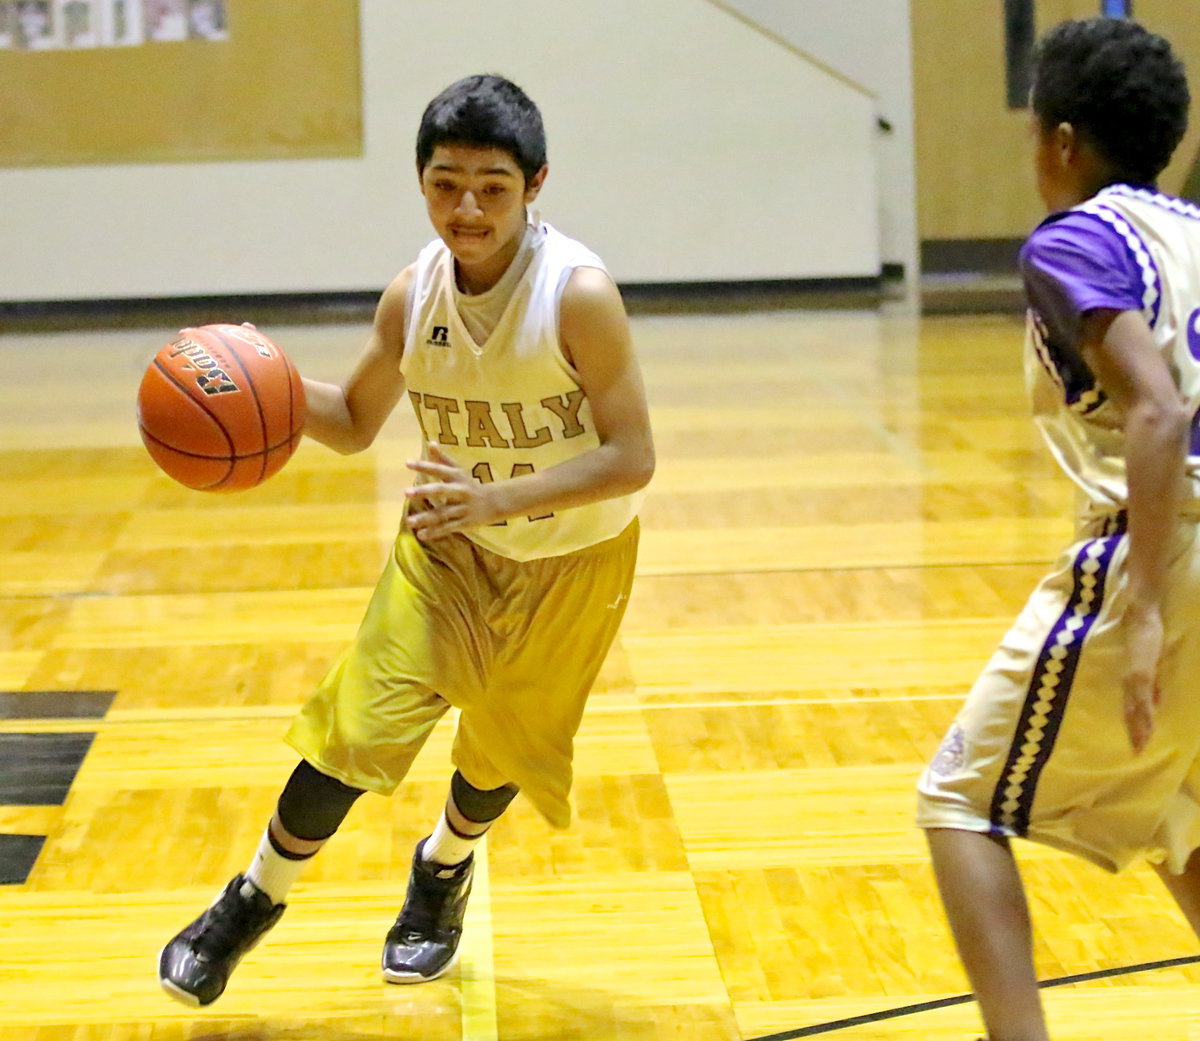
[137,324,306,492]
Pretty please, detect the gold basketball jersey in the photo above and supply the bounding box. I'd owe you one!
[401,222,642,561]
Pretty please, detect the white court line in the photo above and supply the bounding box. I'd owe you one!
[459,835,498,1041]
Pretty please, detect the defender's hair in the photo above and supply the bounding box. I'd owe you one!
[416,74,547,183]
[1031,18,1189,184]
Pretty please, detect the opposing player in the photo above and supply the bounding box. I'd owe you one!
[917,18,1200,1041]
[158,73,654,1006]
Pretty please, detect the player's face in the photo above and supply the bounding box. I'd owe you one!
[420,144,547,292]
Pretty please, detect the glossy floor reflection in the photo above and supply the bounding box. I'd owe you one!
[1,310,1198,1040]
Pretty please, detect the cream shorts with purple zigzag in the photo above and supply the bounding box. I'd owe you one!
[918,516,1200,874]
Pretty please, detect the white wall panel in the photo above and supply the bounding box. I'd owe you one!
[725,0,917,286]
[0,0,880,300]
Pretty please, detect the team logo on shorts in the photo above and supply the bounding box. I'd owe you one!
[929,723,966,777]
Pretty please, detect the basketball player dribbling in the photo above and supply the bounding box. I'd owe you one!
[158,73,655,1006]
[917,18,1200,1041]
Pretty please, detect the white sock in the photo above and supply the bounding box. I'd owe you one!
[422,811,487,867]
[244,827,314,904]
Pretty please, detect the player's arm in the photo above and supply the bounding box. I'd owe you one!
[405,267,654,537]
[301,266,413,455]
[1080,307,1190,750]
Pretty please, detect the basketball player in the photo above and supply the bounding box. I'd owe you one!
[158,74,654,1007]
[917,18,1200,1041]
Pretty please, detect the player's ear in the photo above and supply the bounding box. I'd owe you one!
[1053,122,1077,164]
[524,164,549,203]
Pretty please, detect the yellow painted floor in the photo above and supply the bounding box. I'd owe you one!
[1,309,1198,1040]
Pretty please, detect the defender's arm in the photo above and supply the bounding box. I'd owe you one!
[1081,307,1190,750]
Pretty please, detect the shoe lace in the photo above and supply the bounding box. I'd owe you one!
[396,870,466,938]
[194,885,272,956]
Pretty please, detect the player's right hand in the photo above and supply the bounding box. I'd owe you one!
[1122,601,1164,754]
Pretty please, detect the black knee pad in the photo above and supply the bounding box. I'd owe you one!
[276,760,365,841]
[450,770,519,824]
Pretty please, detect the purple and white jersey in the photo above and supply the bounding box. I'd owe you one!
[1022,183,1200,511]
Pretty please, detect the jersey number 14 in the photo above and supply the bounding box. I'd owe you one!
[471,461,554,524]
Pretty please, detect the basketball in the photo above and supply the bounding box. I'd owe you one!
[137,323,307,492]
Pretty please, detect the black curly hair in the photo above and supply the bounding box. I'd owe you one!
[1031,18,1189,184]
[416,75,546,185]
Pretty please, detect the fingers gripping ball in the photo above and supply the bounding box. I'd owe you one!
[137,324,306,492]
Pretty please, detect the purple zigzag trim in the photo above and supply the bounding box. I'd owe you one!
[988,534,1120,837]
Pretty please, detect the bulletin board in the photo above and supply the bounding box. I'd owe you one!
[0,0,362,166]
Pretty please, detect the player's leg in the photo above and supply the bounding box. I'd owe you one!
[426,768,521,867]
[380,520,640,984]
[382,770,519,983]
[1155,846,1200,938]
[158,760,364,1007]
[249,759,367,900]
[927,828,1049,1041]
[1150,570,1200,943]
[920,530,1154,1041]
[159,518,488,1004]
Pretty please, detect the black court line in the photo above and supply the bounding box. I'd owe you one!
[0,693,115,885]
[0,732,97,805]
[0,835,45,885]
[0,690,116,720]
[744,954,1200,1040]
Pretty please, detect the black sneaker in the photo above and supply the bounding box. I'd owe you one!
[158,875,286,1006]
[382,839,473,983]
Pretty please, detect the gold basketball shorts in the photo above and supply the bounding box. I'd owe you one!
[918,516,1200,873]
[285,519,639,829]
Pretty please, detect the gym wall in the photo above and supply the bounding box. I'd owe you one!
[0,0,885,303]
[912,0,1200,251]
[716,0,917,291]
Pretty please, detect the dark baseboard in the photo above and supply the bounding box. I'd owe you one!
[918,238,1026,314]
[620,275,884,314]
[0,276,892,332]
[0,291,381,333]
[921,238,1024,276]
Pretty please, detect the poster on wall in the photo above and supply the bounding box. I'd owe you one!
[10,1,61,49]
[99,0,144,46]
[0,0,225,50]
[0,0,360,164]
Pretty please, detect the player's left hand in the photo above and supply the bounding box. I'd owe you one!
[404,442,501,540]
[1122,600,1164,754]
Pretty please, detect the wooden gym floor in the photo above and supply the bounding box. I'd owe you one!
[2,308,1200,1041]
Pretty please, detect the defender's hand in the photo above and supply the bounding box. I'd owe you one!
[1123,601,1164,753]
[404,443,501,540]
